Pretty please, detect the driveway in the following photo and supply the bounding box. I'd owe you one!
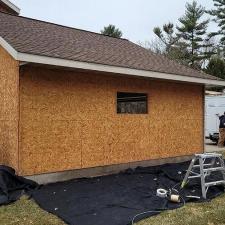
[205,139,225,152]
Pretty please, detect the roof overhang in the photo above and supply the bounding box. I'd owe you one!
[1,0,20,14]
[1,36,225,87]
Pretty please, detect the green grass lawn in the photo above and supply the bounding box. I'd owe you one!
[1,193,225,225]
[137,194,225,225]
[0,196,66,225]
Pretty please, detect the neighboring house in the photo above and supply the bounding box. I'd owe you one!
[1,1,225,180]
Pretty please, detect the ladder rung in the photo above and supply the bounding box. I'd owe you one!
[196,153,223,158]
[203,167,225,172]
[193,164,212,168]
[190,171,199,176]
[205,180,225,187]
[188,175,201,179]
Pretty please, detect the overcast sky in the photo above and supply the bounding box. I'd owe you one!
[11,0,216,43]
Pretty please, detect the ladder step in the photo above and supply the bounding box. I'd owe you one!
[203,167,225,172]
[205,180,225,187]
[188,175,201,179]
[193,163,213,168]
[196,153,223,158]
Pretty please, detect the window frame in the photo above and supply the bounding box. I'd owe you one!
[116,92,148,114]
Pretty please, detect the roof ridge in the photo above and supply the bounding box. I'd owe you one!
[0,11,129,41]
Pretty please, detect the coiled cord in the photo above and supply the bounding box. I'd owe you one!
[131,182,186,225]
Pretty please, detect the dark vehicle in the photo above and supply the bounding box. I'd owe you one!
[209,133,219,143]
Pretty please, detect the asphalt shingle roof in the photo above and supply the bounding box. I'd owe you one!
[0,12,220,81]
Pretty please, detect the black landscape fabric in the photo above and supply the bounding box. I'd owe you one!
[0,165,38,205]
[32,161,225,225]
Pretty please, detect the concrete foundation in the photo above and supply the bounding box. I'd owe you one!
[26,155,193,184]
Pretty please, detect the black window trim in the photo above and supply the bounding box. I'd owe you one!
[117,92,148,114]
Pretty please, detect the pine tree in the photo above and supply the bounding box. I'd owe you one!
[153,23,189,63]
[177,1,214,69]
[205,56,225,79]
[207,0,225,56]
[153,23,179,53]
[101,25,123,38]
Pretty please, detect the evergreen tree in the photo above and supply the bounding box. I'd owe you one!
[207,0,225,56]
[153,23,189,63]
[153,23,179,53]
[177,1,214,69]
[205,56,225,79]
[101,25,123,38]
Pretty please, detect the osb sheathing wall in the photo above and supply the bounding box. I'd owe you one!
[19,66,204,175]
[0,46,19,170]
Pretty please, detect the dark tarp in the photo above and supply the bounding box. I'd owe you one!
[31,161,225,225]
[0,165,38,205]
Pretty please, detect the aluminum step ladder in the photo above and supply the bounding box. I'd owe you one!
[181,153,225,199]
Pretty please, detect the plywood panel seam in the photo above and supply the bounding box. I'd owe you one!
[17,66,21,174]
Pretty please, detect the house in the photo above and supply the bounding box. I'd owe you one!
[1,1,225,182]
